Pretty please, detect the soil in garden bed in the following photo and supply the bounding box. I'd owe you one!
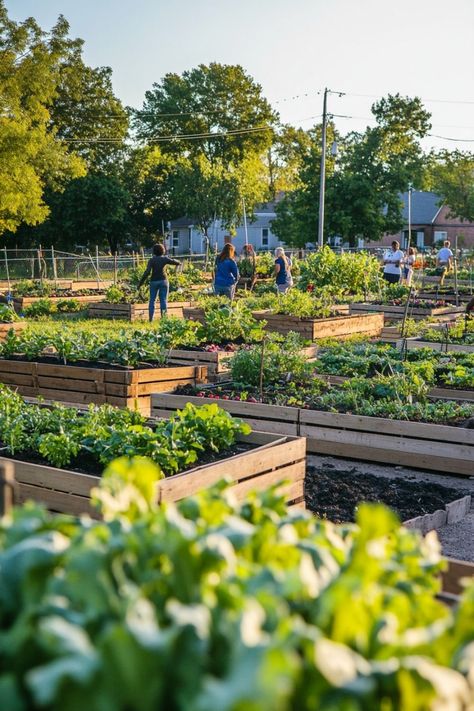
[2,355,172,370]
[1,441,256,478]
[305,466,469,523]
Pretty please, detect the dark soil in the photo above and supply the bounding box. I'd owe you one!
[0,355,171,371]
[2,442,255,478]
[305,466,469,523]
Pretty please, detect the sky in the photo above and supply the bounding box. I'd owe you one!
[5,0,474,152]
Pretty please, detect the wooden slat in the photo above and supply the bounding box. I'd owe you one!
[231,461,305,501]
[157,438,305,502]
[17,483,95,516]
[12,458,97,496]
[299,409,474,445]
[441,558,474,595]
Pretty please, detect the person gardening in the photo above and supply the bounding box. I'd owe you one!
[382,241,404,284]
[436,240,453,285]
[138,243,180,321]
[214,243,239,299]
[274,247,293,293]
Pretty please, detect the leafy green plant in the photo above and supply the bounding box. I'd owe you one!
[0,304,19,322]
[229,333,314,387]
[0,460,473,710]
[0,384,250,474]
[23,298,57,318]
[298,246,381,294]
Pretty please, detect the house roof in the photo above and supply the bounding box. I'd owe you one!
[170,200,279,230]
[401,191,442,224]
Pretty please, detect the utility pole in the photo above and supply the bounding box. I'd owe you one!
[317,88,328,250]
[406,184,413,252]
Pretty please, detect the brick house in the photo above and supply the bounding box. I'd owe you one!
[369,191,474,250]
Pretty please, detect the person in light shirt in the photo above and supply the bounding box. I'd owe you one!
[382,240,404,284]
[436,240,453,284]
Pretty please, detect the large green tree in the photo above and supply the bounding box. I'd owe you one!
[429,150,474,223]
[50,52,129,172]
[273,95,431,247]
[45,174,131,253]
[0,4,85,234]
[133,63,276,229]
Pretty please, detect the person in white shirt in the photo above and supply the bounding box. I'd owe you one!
[436,240,453,284]
[383,240,404,284]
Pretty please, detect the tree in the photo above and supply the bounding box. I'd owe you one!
[50,53,129,172]
[272,95,431,247]
[44,174,131,253]
[266,124,312,198]
[121,146,181,244]
[0,4,85,234]
[133,63,276,230]
[271,123,339,247]
[429,150,474,223]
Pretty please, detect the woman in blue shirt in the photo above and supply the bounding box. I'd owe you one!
[274,247,293,293]
[214,243,239,299]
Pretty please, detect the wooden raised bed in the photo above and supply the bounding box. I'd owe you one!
[1,294,106,312]
[0,321,27,342]
[417,291,473,304]
[252,310,384,340]
[6,431,306,515]
[397,337,474,354]
[0,360,207,415]
[88,300,193,320]
[152,392,474,476]
[350,302,464,320]
[167,343,320,381]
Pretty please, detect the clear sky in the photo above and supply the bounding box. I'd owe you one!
[6,0,474,151]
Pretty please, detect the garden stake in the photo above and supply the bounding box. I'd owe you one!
[259,337,267,402]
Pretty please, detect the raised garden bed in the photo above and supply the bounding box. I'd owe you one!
[398,337,474,354]
[417,291,473,304]
[7,431,306,515]
[313,372,474,403]
[0,321,26,342]
[0,279,114,292]
[167,343,320,381]
[1,294,105,312]
[251,310,384,340]
[350,302,464,320]
[152,391,474,475]
[88,300,193,320]
[0,359,207,415]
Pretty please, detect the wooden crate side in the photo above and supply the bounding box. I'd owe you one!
[303,425,474,475]
[442,558,474,595]
[7,435,306,512]
[299,408,474,445]
[401,339,474,354]
[151,392,300,424]
[158,437,306,503]
[231,461,305,502]
[17,483,95,516]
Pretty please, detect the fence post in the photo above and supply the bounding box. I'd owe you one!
[51,246,58,288]
[113,252,118,285]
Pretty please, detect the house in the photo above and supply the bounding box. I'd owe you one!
[370,191,474,249]
[166,201,284,255]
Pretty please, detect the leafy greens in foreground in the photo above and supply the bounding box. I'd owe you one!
[0,462,473,710]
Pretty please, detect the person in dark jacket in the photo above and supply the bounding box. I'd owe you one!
[214,243,239,299]
[138,243,180,320]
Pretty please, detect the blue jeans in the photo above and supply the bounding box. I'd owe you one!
[149,280,169,320]
[214,284,235,299]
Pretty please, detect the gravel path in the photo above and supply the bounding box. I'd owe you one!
[307,455,474,562]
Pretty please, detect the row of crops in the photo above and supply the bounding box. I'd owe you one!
[0,250,473,708]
